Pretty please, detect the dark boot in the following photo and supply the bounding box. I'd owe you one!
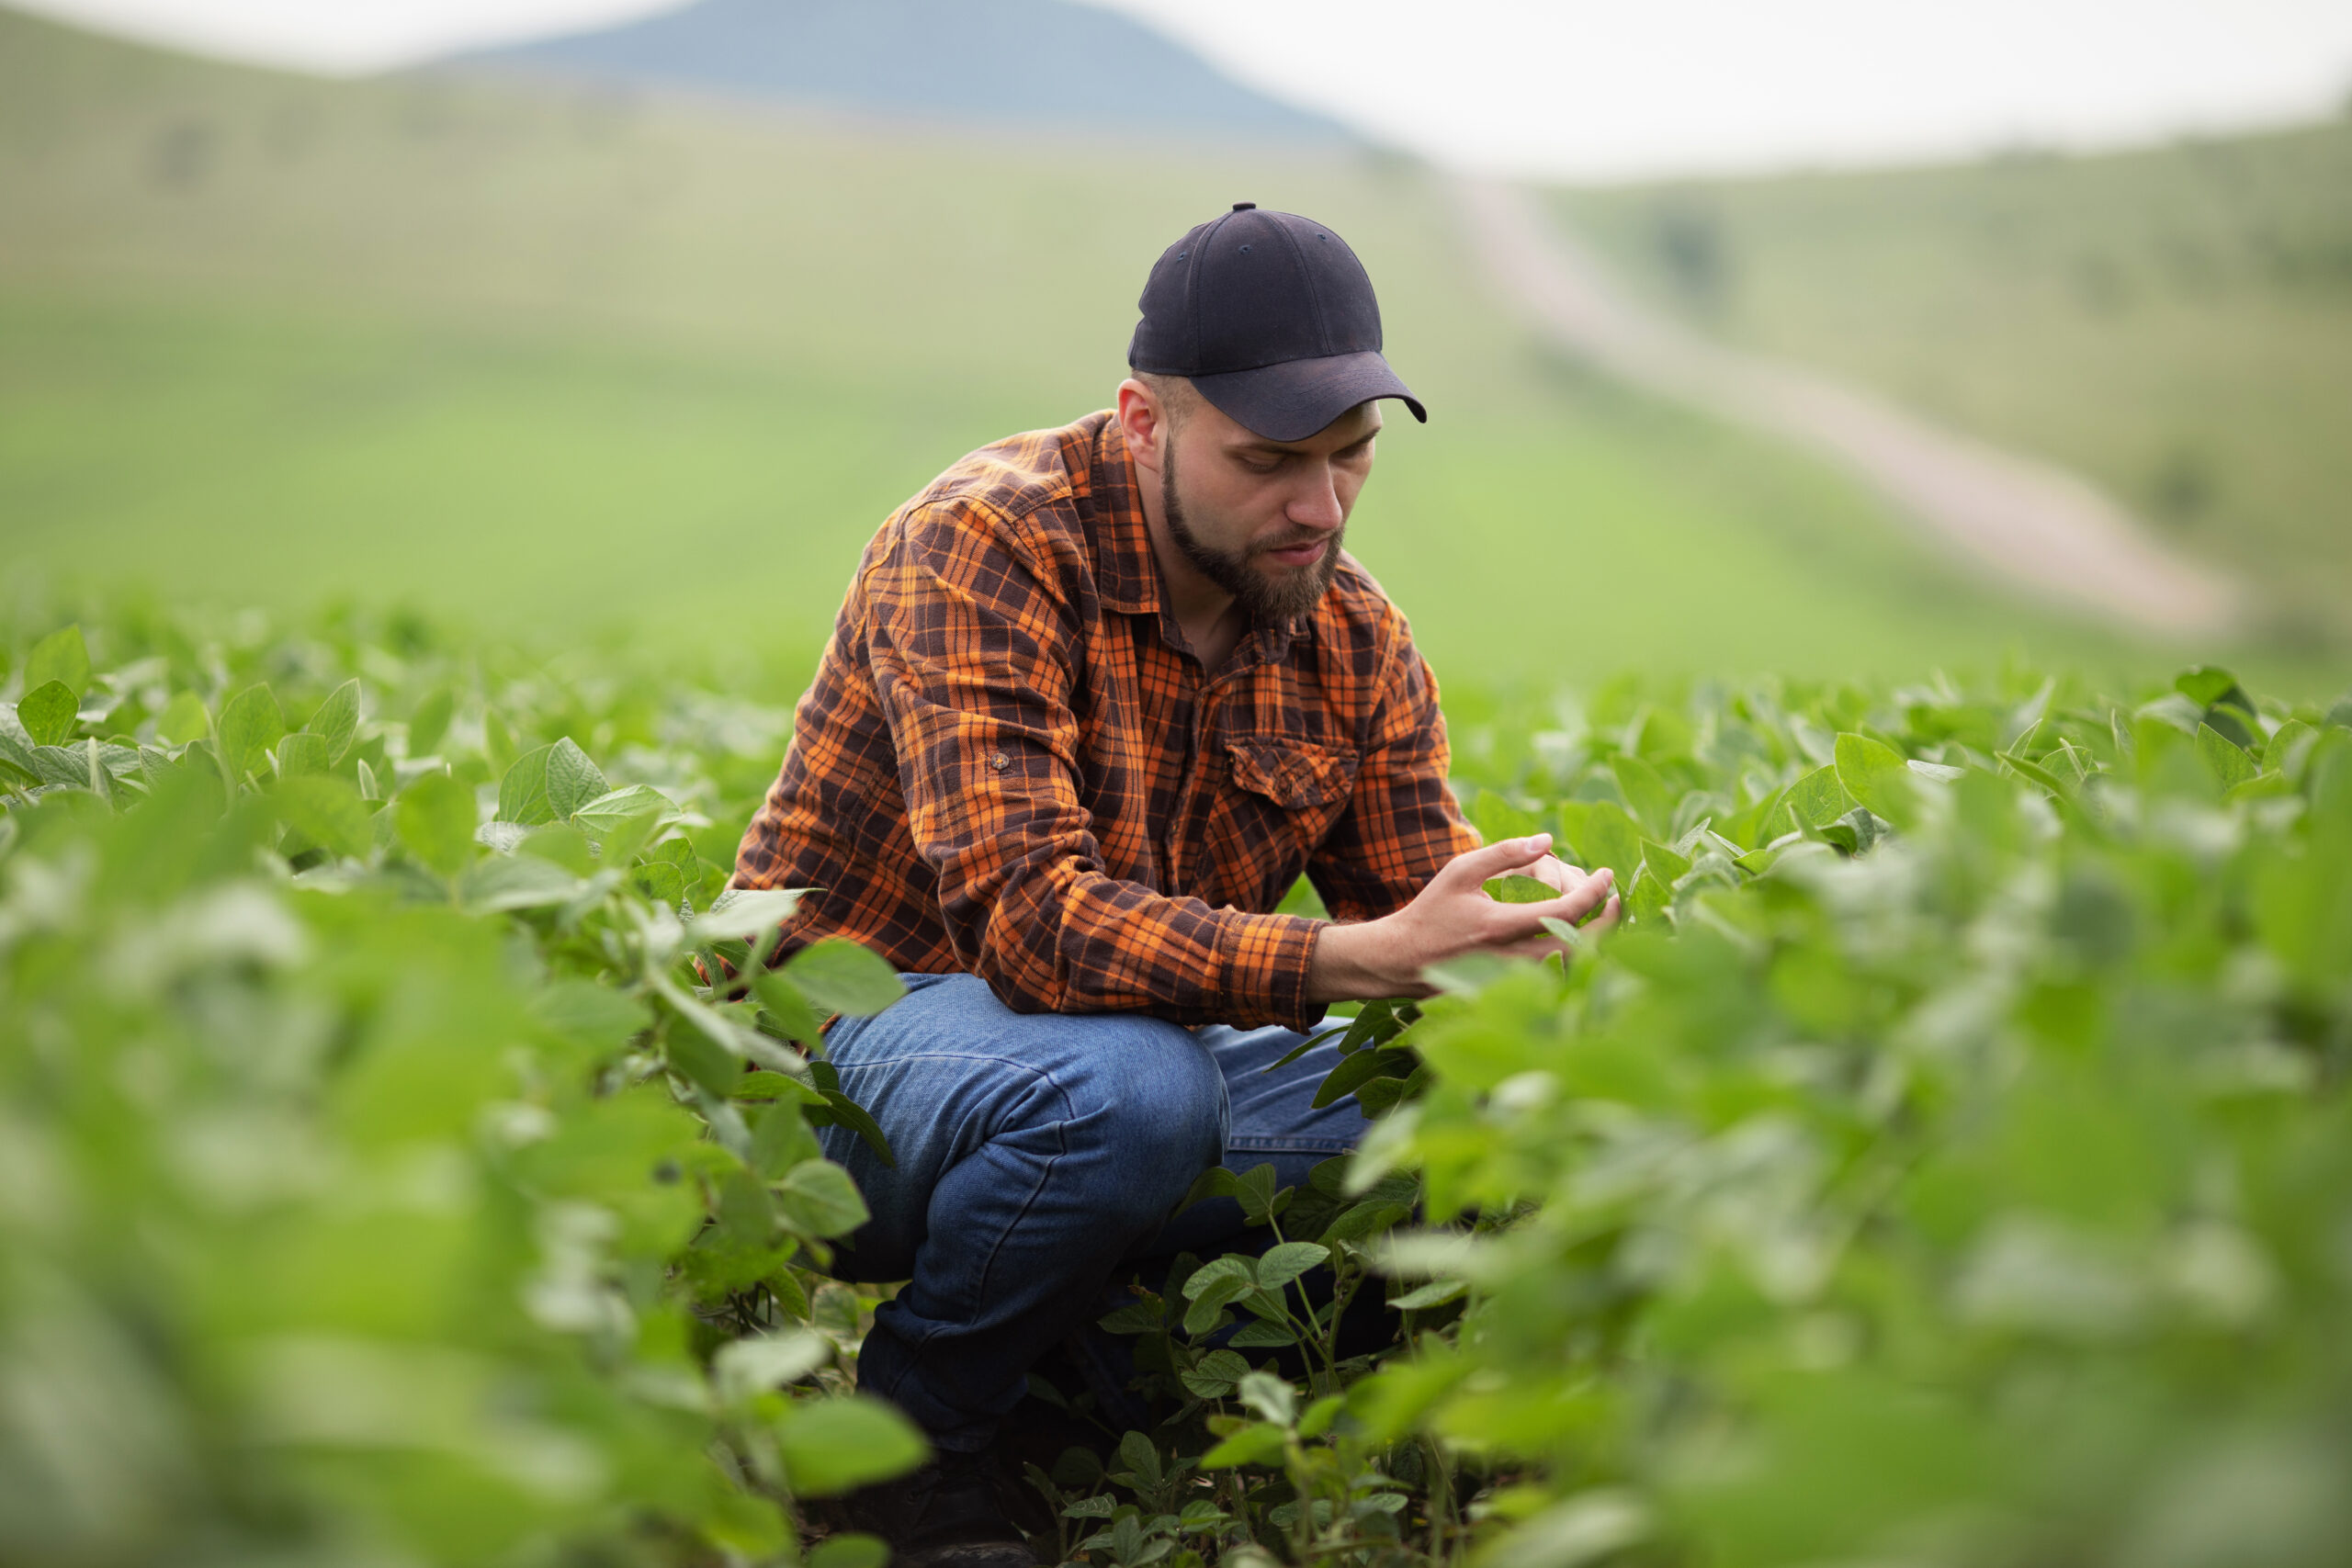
[839,1448,1039,1568]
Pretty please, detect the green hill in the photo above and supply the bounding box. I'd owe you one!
[0,4,2234,686]
[1552,122,2352,649]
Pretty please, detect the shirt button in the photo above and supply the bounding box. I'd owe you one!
[989,751,1010,771]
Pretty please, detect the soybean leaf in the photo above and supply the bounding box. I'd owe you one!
[1255,1241,1330,1293]
[2198,723,2257,790]
[1782,763,1853,829]
[1200,1421,1286,1469]
[818,1088,895,1168]
[1388,1278,1468,1311]
[712,1328,830,1407]
[1180,1348,1251,1400]
[808,1537,890,1568]
[572,784,675,840]
[546,737,607,821]
[275,774,372,861]
[460,853,582,913]
[773,1397,926,1497]
[498,743,556,825]
[1558,798,1642,884]
[784,940,907,1017]
[1639,837,1692,886]
[217,684,285,787]
[689,887,808,943]
[155,690,210,745]
[774,1159,870,1237]
[1835,732,1917,829]
[406,686,455,755]
[1311,1045,1415,1110]
[1484,873,1557,904]
[273,731,329,779]
[1610,753,1676,836]
[303,679,361,765]
[24,625,90,696]
[753,970,827,1049]
[750,1102,822,1179]
[17,681,77,748]
[397,771,478,878]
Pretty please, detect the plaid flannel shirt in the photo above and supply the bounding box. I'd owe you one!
[729,410,1478,1031]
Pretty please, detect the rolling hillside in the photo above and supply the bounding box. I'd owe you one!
[0,3,2215,686]
[1553,123,2352,648]
[452,0,1351,144]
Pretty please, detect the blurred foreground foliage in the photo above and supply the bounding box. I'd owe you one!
[4,603,2351,1566]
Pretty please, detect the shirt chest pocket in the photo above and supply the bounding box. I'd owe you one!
[1209,736,1361,908]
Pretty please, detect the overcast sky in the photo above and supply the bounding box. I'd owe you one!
[17,0,2352,179]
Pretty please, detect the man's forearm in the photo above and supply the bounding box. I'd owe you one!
[1305,917,1430,1005]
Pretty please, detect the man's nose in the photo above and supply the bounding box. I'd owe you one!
[1287,465,1345,532]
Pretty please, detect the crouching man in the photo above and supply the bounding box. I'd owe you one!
[730,203,1618,1564]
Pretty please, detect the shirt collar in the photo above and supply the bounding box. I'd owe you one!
[1074,412,1159,616]
[1073,410,1306,663]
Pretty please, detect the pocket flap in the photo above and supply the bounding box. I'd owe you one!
[1227,737,1360,810]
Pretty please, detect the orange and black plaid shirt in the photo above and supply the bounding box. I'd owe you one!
[730,411,1478,1031]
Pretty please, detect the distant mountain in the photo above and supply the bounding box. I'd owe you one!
[447,0,1353,145]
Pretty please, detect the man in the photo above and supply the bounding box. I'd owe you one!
[731,203,1618,1563]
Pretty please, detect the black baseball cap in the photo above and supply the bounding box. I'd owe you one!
[1127,202,1427,443]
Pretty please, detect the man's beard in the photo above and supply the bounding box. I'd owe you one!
[1160,445,1343,625]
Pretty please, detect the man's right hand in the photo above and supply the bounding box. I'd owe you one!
[1306,833,1620,1003]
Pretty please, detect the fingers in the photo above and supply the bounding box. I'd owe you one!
[1508,866,1613,931]
[1440,833,1562,889]
[1521,853,1585,895]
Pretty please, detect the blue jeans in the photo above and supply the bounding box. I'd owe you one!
[814,973,1359,1450]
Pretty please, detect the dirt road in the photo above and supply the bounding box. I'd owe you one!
[1455,180,2239,637]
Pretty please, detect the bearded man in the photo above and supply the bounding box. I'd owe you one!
[730,203,1619,1563]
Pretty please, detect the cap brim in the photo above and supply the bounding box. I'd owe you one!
[1190,350,1427,443]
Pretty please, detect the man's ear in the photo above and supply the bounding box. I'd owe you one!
[1115,377,1168,479]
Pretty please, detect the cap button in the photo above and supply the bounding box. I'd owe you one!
[1231,201,1256,211]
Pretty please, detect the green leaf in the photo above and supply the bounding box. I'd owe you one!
[750,1102,822,1179]
[272,731,329,779]
[406,686,455,755]
[396,771,478,877]
[16,681,78,747]
[1254,1241,1330,1293]
[24,625,90,697]
[774,1158,870,1237]
[808,1536,891,1568]
[1610,753,1677,836]
[460,853,582,913]
[1782,762,1853,829]
[1624,865,1670,924]
[817,1087,896,1168]
[662,1019,742,1097]
[1237,1371,1296,1427]
[217,684,286,787]
[1835,732,1917,829]
[774,1396,927,1497]
[1558,798,1643,883]
[571,784,674,842]
[1639,837,1692,886]
[546,737,608,821]
[1199,1420,1286,1468]
[784,940,908,1017]
[274,774,372,860]
[303,679,361,765]
[497,743,556,825]
[2197,722,2257,790]
[1483,873,1556,904]
[1388,1278,1468,1311]
[752,970,827,1048]
[155,690,210,745]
